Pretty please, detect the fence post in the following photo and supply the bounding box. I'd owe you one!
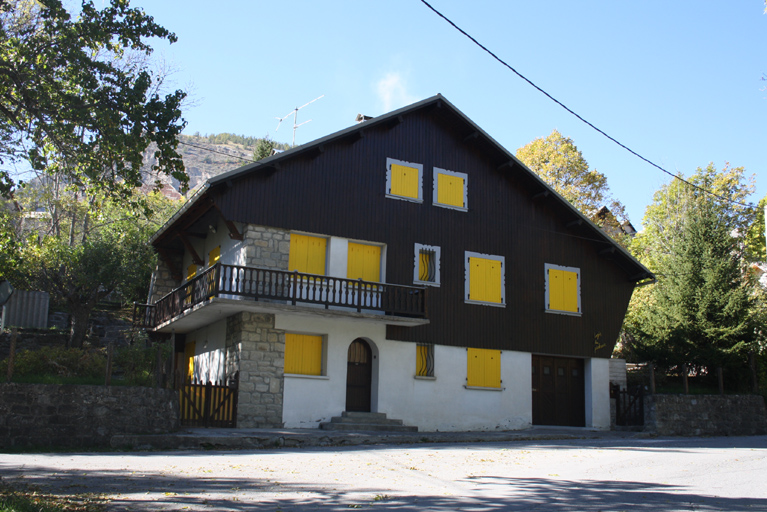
[649,363,656,394]
[682,363,689,394]
[155,343,163,388]
[104,342,113,386]
[6,327,17,383]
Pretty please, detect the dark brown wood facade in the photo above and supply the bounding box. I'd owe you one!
[152,96,651,360]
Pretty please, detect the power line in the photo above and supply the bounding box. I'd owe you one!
[418,0,756,210]
[177,139,256,164]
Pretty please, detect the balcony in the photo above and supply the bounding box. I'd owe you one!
[134,263,428,333]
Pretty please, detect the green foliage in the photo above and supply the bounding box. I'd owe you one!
[1,482,107,511]
[516,130,628,229]
[622,164,760,376]
[254,135,278,161]
[0,0,188,198]
[113,341,171,386]
[4,346,105,379]
[744,194,766,262]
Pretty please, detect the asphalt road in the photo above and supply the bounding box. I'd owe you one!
[2,436,766,511]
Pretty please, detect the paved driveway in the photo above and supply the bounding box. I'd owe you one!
[2,436,766,511]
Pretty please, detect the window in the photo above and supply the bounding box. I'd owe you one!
[416,343,435,377]
[414,243,440,286]
[465,252,505,306]
[347,242,382,282]
[545,263,581,315]
[433,167,467,211]
[386,158,423,202]
[467,348,500,388]
[208,246,221,266]
[288,233,327,275]
[284,333,324,375]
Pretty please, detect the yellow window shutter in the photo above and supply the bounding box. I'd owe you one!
[347,243,381,282]
[187,263,197,281]
[469,257,502,303]
[285,334,322,375]
[438,173,465,208]
[562,270,578,312]
[208,246,221,266]
[548,268,564,310]
[467,348,500,388]
[416,345,428,376]
[391,164,419,199]
[288,234,327,275]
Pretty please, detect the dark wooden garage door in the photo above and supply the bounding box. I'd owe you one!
[532,355,585,427]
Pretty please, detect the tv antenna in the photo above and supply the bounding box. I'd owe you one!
[275,95,324,147]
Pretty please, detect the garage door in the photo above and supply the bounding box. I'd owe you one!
[531,355,585,427]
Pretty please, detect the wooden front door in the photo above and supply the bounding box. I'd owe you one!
[532,355,585,427]
[346,338,372,412]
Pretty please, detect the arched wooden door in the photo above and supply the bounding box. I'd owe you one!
[346,338,372,412]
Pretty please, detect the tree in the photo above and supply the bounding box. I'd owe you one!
[0,0,188,199]
[621,164,760,385]
[516,130,628,230]
[11,188,181,347]
[254,136,278,161]
[744,194,766,262]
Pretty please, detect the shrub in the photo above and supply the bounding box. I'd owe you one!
[4,347,105,379]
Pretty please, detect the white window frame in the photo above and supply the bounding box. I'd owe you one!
[385,157,423,203]
[413,243,441,287]
[433,167,468,211]
[544,263,582,316]
[464,251,506,307]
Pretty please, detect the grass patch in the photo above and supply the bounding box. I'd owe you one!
[0,483,108,512]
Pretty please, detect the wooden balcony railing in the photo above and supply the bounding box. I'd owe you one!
[134,263,427,329]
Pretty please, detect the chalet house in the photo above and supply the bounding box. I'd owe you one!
[140,95,654,431]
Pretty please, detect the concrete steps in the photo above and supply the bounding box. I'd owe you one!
[319,411,418,432]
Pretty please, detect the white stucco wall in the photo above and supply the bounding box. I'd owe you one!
[277,314,533,431]
[189,319,227,383]
[585,357,610,429]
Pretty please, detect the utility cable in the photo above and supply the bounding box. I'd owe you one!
[418,0,756,209]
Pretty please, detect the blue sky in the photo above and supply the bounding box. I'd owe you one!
[135,1,767,225]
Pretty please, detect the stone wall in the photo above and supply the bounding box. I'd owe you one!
[0,383,179,449]
[149,252,183,304]
[226,312,285,428]
[243,225,291,269]
[645,394,767,436]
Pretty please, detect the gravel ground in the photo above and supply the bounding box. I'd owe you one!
[2,435,766,511]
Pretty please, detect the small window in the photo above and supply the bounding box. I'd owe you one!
[386,158,423,203]
[433,167,467,211]
[416,343,435,377]
[208,246,221,266]
[285,333,324,376]
[465,252,505,306]
[545,263,581,315]
[414,243,440,286]
[288,233,327,275]
[467,348,501,388]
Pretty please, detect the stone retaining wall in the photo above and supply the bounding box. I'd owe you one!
[645,394,767,436]
[0,383,179,449]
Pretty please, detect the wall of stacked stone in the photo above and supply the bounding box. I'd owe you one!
[149,253,183,304]
[243,225,291,269]
[226,311,284,428]
[645,394,767,436]
[0,384,179,449]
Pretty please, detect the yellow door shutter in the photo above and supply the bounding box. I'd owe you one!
[438,172,465,208]
[208,246,221,266]
[285,334,322,375]
[347,243,381,282]
[467,348,500,388]
[288,234,327,275]
[186,263,197,281]
[390,163,419,199]
[469,257,502,303]
[184,341,196,381]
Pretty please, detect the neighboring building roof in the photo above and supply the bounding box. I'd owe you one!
[151,94,654,284]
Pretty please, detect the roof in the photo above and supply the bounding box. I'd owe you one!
[151,94,654,284]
